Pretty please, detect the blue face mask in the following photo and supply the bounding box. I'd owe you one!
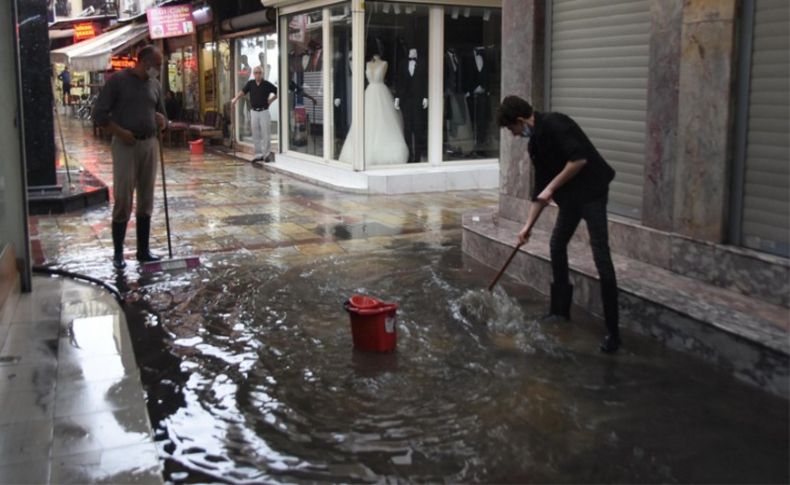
[521,124,532,138]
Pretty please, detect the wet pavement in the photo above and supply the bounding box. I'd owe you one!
[0,276,162,484]
[25,118,790,483]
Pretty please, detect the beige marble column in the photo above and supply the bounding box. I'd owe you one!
[642,0,684,231]
[673,0,738,242]
[498,0,545,223]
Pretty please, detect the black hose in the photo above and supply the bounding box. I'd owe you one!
[32,266,124,305]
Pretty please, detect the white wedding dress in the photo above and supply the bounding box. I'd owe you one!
[339,58,409,165]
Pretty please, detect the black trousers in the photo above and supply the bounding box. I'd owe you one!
[550,194,619,334]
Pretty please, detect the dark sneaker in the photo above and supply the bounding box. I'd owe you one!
[264,152,275,163]
[599,335,621,353]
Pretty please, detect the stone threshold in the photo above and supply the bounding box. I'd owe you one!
[462,206,789,398]
[224,150,500,194]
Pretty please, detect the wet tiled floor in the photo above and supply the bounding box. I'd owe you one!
[31,118,497,268]
[0,276,162,484]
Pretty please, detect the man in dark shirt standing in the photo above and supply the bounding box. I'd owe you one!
[497,95,621,353]
[57,66,71,106]
[93,45,167,269]
[231,65,278,163]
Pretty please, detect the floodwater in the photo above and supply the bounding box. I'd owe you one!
[117,240,789,484]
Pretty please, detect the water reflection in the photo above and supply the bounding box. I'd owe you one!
[121,241,788,483]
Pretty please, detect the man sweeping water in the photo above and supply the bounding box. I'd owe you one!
[497,95,621,353]
[93,45,167,269]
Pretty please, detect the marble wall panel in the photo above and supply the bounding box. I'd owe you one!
[643,0,683,230]
[673,0,738,242]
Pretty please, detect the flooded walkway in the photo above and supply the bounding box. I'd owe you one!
[29,119,790,483]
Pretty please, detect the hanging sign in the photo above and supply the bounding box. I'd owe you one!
[73,22,97,42]
[111,57,137,70]
[146,5,195,40]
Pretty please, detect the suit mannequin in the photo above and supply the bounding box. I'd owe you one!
[333,51,351,143]
[465,46,490,153]
[395,48,428,163]
[444,47,473,155]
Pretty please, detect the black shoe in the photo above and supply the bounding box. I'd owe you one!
[113,254,126,269]
[599,334,621,353]
[264,152,275,163]
[135,214,161,263]
[111,221,127,270]
[539,313,569,324]
[549,283,573,320]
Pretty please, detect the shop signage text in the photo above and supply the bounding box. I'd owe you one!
[73,22,97,42]
[111,57,137,70]
[146,5,195,40]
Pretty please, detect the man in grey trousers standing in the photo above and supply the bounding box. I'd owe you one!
[93,45,167,269]
[231,65,278,163]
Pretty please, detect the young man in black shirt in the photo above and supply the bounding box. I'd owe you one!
[232,66,278,163]
[497,95,621,353]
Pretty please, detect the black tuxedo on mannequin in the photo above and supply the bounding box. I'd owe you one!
[464,47,490,152]
[396,51,428,163]
[333,55,351,140]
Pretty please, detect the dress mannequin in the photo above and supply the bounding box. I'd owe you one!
[395,48,428,163]
[339,55,408,165]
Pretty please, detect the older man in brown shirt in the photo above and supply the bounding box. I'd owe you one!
[93,45,167,269]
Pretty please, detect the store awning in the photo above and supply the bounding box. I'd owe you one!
[50,23,149,71]
[49,29,75,40]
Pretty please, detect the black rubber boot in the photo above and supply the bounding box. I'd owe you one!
[599,278,621,353]
[541,283,573,323]
[135,214,161,263]
[111,221,127,269]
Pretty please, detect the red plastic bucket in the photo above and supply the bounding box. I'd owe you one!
[344,295,398,352]
[188,138,204,155]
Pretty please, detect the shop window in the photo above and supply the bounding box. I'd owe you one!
[286,10,324,158]
[348,1,429,166]
[330,4,352,162]
[217,40,232,139]
[443,6,501,161]
[167,46,197,120]
[235,34,279,148]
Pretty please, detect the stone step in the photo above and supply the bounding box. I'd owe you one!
[462,207,789,397]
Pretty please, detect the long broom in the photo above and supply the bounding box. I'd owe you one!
[140,131,200,273]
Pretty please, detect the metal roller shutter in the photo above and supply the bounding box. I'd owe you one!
[550,0,650,218]
[742,0,789,256]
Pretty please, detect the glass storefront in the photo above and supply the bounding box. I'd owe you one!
[286,10,324,158]
[330,5,352,161]
[217,40,233,140]
[234,33,280,148]
[199,41,217,118]
[167,46,197,120]
[279,1,501,169]
[443,6,501,160]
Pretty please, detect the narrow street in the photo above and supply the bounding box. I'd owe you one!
[23,117,789,483]
[33,117,499,275]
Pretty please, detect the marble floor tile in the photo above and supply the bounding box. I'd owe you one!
[55,373,144,419]
[0,386,55,426]
[0,419,53,466]
[0,459,50,484]
[52,406,154,458]
[50,442,162,484]
[0,361,57,393]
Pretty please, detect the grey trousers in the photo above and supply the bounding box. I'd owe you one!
[111,136,158,223]
[251,109,271,158]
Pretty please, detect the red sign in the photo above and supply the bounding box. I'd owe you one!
[111,57,136,70]
[73,22,97,42]
[146,5,195,40]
